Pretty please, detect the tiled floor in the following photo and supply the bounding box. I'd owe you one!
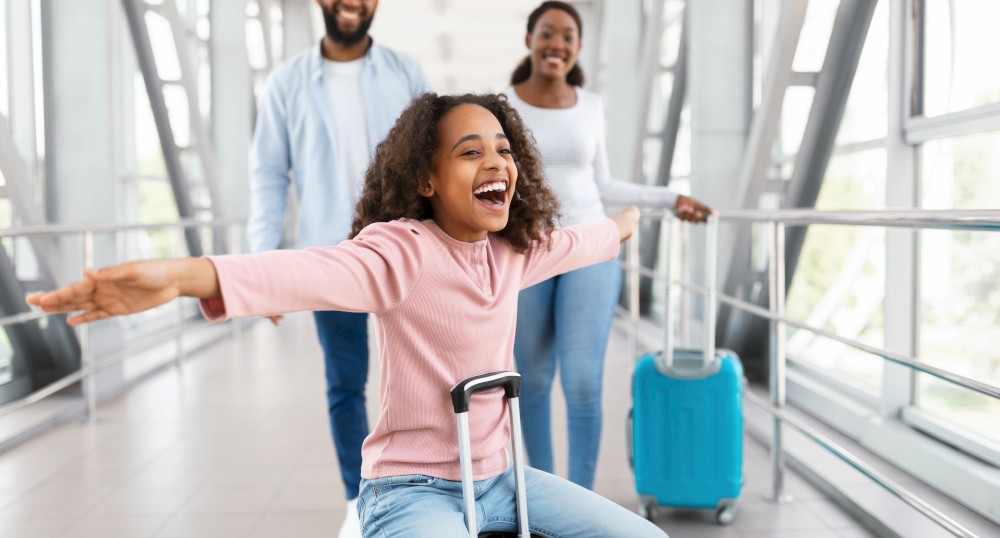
[0,313,876,537]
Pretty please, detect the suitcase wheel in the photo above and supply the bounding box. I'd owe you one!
[625,408,634,471]
[637,500,658,522]
[716,504,737,526]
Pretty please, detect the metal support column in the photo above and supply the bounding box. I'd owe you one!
[882,0,919,418]
[768,221,792,503]
[0,117,61,285]
[717,1,808,362]
[120,0,210,256]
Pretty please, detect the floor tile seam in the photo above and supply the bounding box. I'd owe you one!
[732,521,836,533]
[147,483,207,537]
[0,514,79,538]
[67,457,182,511]
[244,510,272,536]
[259,482,286,520]
[0,476,119,522]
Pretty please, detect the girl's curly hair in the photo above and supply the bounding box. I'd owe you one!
[350,92,560,253]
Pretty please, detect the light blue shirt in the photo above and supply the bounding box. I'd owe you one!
[248,41,430,251]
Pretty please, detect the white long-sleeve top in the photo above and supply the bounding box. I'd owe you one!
[506,86,679,227]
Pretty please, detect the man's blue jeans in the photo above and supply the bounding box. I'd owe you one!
[514,258,621,489]
[357,466,666,537]
[314,310,369,500]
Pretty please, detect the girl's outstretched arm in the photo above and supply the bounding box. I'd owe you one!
[26,258,219,325]
[522,207,639,289]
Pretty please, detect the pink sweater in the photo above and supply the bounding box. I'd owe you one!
[201,217,620,480]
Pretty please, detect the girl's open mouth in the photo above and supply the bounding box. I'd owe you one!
[473,180,508,209]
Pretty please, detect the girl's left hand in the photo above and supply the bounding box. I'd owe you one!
[612,206,641,243]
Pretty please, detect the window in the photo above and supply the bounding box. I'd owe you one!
[781,86,815,158]
[0,0,8,118]
[917,238,1000,442]
[921,131,1000,210]
[918,132,1000,444]
[792,0,839,73]
[786,149,887,393]
[922,0,1000,117]
[836,0,887,145]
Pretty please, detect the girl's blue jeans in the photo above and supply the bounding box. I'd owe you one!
[514,258,621,489]
[357,465,666,537]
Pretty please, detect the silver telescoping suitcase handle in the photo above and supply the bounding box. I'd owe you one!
[450,371,530,538]
[627,215,718,368]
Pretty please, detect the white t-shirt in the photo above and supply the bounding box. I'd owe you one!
[505,86,678,227]
[324,58,371,202]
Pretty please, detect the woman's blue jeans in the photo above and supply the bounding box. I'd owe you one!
[357,466,666,537]
[514,258,621,489]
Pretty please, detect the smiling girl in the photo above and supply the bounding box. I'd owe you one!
[27,93,665,537]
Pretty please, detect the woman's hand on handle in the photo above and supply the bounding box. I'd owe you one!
[673,194,716,223]
[25,258,220,325]
[612,206,641,243]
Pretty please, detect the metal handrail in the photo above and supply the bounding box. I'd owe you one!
[0,217,244,426]
[0,311,46,328]
[631,207,1000,401]
[623,207,998,538]
[673,281,1000,401]
[728,208,999,401]
[0,314,218,419]
[639,207,1000,230]
[0,217,245,239]
[744,392,977,538]
[722,208,1000,229]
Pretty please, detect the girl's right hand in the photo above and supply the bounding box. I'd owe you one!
[612,206,641,243]
[26,258,218,325]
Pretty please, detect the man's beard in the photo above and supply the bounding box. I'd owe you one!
[322,7,374,47]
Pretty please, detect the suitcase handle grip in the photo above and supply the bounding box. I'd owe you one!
[666,215,717,366]
[630,215,718,368]
[450,371,521,414]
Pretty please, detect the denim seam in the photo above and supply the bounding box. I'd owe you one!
[365,492,384,538]
[482,514,557,538]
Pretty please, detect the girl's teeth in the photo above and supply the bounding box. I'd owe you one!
[475,183,506,194]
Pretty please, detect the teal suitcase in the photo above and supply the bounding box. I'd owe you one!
[630,348,743,524]
[625,216,742,525]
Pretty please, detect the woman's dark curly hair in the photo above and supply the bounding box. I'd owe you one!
[350,92,560,253]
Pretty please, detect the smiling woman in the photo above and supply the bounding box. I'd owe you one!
[505,1,715,492]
